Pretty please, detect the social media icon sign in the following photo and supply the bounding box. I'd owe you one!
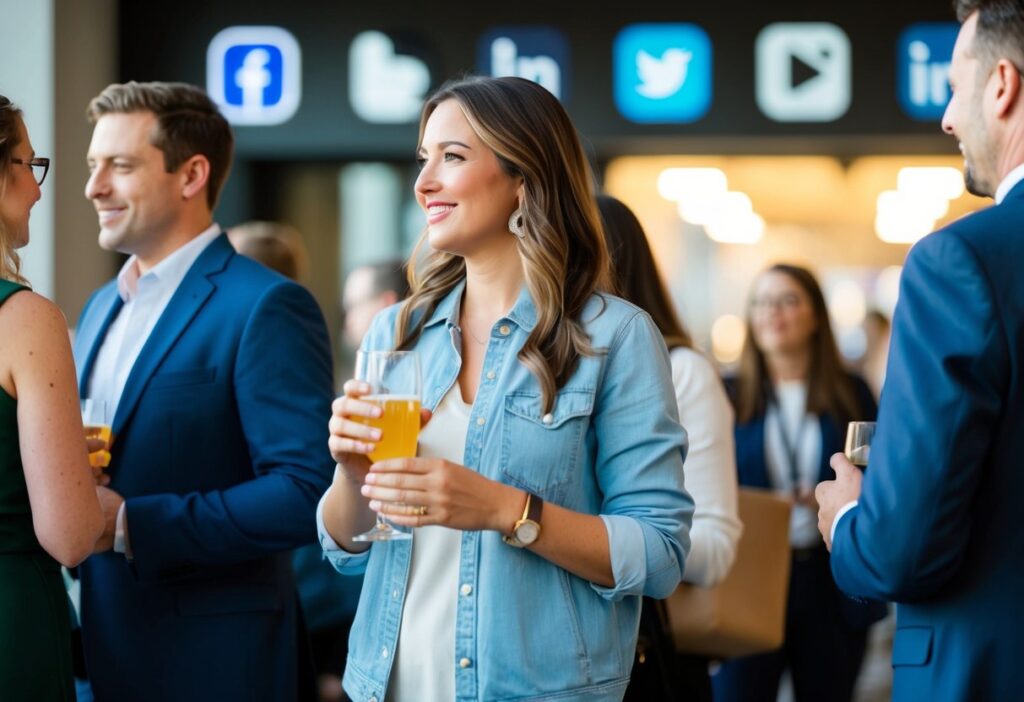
[756,23,851,122]
[207,26,301,126]
[478,27,570,101]
[898,23,959,121]
[614,24,712,123]
[349,31,431,123]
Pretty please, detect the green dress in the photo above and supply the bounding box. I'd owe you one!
[0,279,75,700]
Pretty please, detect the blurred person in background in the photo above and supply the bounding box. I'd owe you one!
[858,310,890,400]
[0,95,104,701]
[340,259,410,351]
[818,2,1024,698]
[74,82,334,702]
[598,194,741,702]
[228,220,310,282]
[713,264,886,702]
[319,76,693,702]
[229,220,363,702]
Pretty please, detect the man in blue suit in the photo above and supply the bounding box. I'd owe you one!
[816,2,1024,699]
[74,82,334,701]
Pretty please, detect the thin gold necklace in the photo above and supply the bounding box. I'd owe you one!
[460,317,489,345]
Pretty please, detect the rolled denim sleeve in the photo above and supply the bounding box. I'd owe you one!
[316,488,370,576]
[590,311,694,601]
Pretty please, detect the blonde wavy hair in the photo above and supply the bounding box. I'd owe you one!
[395,77,611,413]
[0,95,28,285]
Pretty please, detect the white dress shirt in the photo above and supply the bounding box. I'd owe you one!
[670,347,742,587]
[86,224,222,556]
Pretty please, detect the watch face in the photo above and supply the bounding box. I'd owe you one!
[516,520,540,545]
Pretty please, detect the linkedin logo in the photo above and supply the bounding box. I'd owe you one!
[478,27,570,101]
[898,23,959,121]
[207,26,301,126]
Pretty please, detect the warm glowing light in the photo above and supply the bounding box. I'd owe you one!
[712,314,747,364]
[657,168,728,202]
[829,280,867,329]
[877,190,949,221]
[706,211,765,245]
[677,190,753,226]
[874,266,903,316]
[875,210,935,244]
[897,166,966,201]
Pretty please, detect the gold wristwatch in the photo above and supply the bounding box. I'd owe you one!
[502,491,544,548]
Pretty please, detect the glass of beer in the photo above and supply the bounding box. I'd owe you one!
[351,350,421,542]
[81,399,112,469]
[844,421,876,469]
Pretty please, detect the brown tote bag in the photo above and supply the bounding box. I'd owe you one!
[666,487,793,659]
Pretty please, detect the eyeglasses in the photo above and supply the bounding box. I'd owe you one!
[750,293,805,312]
[11,157,50,186]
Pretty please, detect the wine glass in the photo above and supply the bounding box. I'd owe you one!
[844,421,877,469]
[351,350,422,542]
[81,399,112,469]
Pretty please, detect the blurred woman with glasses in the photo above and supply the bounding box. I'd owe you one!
[0,95,103,700]
[712,263,886,702]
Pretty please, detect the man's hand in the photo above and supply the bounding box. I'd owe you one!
[93,486,124,553]
[815,453,863,551]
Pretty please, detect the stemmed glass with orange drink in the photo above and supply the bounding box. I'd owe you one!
[351,350,422,542]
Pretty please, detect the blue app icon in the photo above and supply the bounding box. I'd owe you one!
[614,24,712,124]
[897,23,959,121]
[207,26,301,126]
[478,26,570,101]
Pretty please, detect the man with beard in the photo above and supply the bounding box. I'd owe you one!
[815,2,1024,700]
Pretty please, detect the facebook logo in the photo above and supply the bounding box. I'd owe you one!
[897,23,959,121]
[478,27,570,101]
[207,26,301,126]
[614,24,712,123]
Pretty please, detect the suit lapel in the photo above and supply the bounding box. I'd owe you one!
[111,236,233,435]
[74,284,124,398]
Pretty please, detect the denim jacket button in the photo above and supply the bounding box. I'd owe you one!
[499,325,510,336]
[486,370,496,380]
[542,413,554,425]
[476,417,486,426]
[381,647,389,658]
[369,697,378,702]
[459,657,472,668]
[460,583,473,596]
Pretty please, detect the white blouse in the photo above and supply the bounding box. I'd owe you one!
[386,385,471,702]
[670,347,743,587]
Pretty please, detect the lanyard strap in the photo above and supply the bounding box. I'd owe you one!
[770,396,810,493]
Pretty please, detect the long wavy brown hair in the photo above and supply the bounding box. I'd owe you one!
[734,264,861,425]
[395,76,611,413]
[0,96,28,285]
[597,194,692,350]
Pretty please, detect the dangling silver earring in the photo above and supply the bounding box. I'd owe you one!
[508,208,525,238]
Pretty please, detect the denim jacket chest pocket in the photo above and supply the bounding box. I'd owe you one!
[500,387,594,503]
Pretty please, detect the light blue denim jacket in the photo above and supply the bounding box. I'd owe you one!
[318,281,693,702]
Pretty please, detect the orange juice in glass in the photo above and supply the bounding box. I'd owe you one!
[351,350,421,542]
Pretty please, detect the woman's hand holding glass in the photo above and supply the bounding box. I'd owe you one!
[361,457,521,532]
[327,378,386,485]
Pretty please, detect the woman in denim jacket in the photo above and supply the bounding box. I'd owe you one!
[317,76,694,702]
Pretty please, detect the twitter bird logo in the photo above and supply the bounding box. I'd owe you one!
[636,49,692,98]
[614,24,712,123]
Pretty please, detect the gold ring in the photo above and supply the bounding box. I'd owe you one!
[413,505,428,516]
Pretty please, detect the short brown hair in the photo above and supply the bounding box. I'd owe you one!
[954,0,1024,72]
[87,81,234,210]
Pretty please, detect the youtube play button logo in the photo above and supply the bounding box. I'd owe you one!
[755,22,851,122]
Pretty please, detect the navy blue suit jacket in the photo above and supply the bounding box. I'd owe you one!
[73,235,334,701]
[830,181,1024,700]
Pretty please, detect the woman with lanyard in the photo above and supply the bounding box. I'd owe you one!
[712,264,886,702]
